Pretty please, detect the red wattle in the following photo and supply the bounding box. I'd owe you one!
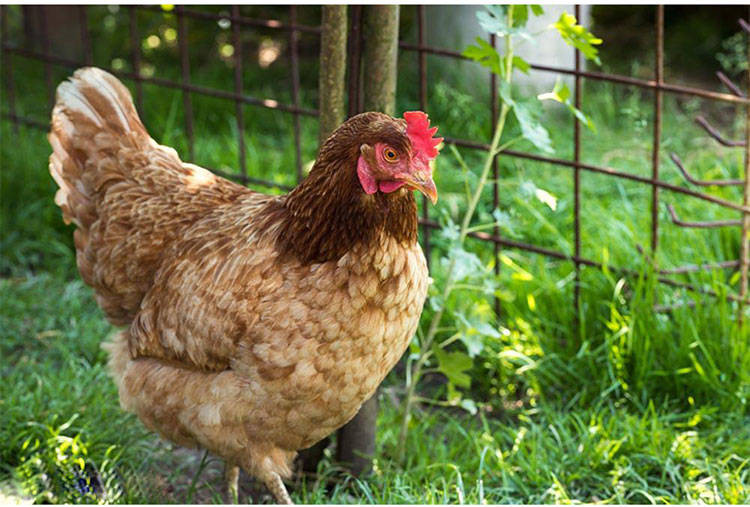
[379,180,406,193]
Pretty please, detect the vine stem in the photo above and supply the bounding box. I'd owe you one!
[397,7,516,463]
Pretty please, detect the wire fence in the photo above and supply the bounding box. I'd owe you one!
[1,5,748,318]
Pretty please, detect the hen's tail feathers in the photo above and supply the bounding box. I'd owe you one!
[49,67,150,228]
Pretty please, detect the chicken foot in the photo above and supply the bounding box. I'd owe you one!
[225,460,292,504]
[263,472,293,504]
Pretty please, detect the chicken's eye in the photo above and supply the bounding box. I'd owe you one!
[383,147,399,163]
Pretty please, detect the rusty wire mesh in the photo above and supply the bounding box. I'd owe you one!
[1,5,748,318]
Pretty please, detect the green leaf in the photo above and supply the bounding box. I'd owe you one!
[492,208,512,228]
[476,5,509,35]
[534,187,558,210]
[500,253,534,281]
[456,313,504,358]
[461,332,485,358]
[460,398,478,415]
[569,104,596,132]
[537,79,571,103]
[481,276,500,298]
[462,37,502,77]
[537,80,596,132]
[434,347,473,388]
[456,314,485,357]
[530,5,544,16]
[512,101,553,153]
[729,270,741,285]
[475,321,502,339]
[438,219,460,242]
[498,80,514,107]
[552,12,603,65]
[477,5,532,41]
[444,245,486,282]
[512,55,530,74]
[511,5,529,27]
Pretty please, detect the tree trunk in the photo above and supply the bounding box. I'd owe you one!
[335,394,378,476]
[361,5,400,115]
[334,4,400,478]
[317,5,347,146]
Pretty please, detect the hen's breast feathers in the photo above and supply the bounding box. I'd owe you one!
[132,226,428,449]
[128,200,429,401]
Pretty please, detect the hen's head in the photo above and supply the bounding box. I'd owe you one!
[321,111,442,204]
[279,112,442,263]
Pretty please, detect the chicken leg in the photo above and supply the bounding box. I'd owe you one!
[263,472,293,504]
[225,461,239,503]
[226,460,292,504]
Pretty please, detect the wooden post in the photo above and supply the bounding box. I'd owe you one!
[318,5,347,146]
[335,393,379,476]
[361,5,400,115]
[335,4,400,477]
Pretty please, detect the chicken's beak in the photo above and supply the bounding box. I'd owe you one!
[399,170,438,204]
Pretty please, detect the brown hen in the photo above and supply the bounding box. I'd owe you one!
[48,67,441,503]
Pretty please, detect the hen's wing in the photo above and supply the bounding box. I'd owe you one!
[49,67,252,325]
[126,191,291,372]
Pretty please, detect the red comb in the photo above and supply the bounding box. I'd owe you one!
[404,111,443,160]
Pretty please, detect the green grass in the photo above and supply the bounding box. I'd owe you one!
[1,4,749,503]
[1,275,748,503]
[0,275,154,503]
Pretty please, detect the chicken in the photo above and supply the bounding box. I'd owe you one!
[48,68,441,503]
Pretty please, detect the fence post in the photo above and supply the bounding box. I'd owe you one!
[361,5,399,115]
[318,5,347,146]
[335,5,400,478]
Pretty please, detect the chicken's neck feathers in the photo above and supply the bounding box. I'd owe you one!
[265,155,418,265]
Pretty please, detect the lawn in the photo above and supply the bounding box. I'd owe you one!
[1,275,748,503]
[1,4,749,504]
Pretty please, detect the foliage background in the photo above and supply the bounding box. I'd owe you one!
[1,4,748,504]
